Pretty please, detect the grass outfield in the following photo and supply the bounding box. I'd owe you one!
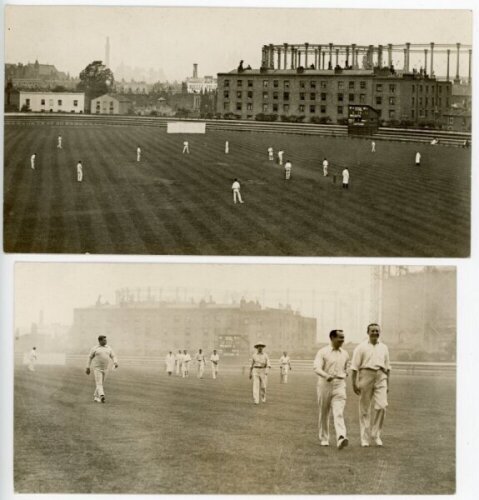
[14,365,455,494]
[4,124,470,256]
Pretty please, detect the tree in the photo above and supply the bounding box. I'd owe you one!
[77,61,114,102]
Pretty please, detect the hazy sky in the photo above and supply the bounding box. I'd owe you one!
[14,263,374,334]
[4,5,472,81]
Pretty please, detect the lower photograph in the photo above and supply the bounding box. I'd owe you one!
[13,263,455,494]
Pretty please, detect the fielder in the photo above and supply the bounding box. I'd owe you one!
[313,330,350,449]
[85,335,118,403]
[249,341,271,405]
[196,349,206,379]
[175,350,183,376]
[165,351,176,376]
[371,141,376,152]
[77,161,83,182]
[351,323,391,447]
[268,146,274,161]
[137,146,141,162]
[57,135,62,149]
[342,168,349,189]
[415,152,421,166]
[322,158,328,177]
[182,349,191,377]
[225,141,229,154]
[279,351,292,383]
[284,160,292,180]
[28,347,37,372]
[210,349,220,379]
[278,150,284,166]
[232,179,244,204]
[183,141,190,154]
[30,153,36,169]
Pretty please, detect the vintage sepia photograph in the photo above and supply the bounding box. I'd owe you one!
[3,6,472,256]
[12,263,456,494]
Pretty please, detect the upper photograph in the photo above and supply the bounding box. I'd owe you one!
[3,7,472,256]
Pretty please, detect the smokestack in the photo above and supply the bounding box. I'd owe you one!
[105,36,110,68]
[193,63,198,78]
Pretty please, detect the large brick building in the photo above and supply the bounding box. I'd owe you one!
[69,291,317,357]
[216,66,452,125]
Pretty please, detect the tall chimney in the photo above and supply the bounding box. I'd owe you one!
[193,63,198,78]
[105,36,110,68]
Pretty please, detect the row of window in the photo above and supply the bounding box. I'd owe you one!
[224,78,450,95]
[224,79,375,90]
[224,102,398,117]
[224,91,398,106]
[411,97,449,107]
[412,84,449,94]
[411,109,440,118]
[26,98,79,107]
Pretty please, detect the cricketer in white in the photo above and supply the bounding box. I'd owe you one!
[351,323,391,447]
[85,335,119,403]
[313,330,350,449]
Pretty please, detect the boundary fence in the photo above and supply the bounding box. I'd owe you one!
[5,113,470,147]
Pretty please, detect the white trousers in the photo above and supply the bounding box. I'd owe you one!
[233,189,243,203]
[183,146,189,154]
[137,153,141,162]
[358,369,388,444]
[252,368,268,404]
[28,361,36,371]
[197,363,205,378]
[182,363,189,377]
[77,168,83,182]
[280,365,289,383]
[176,361,181,375]
[211,363,219,379]
[317,378,347,444]
[323,166,328,176]
[93,368,107,398]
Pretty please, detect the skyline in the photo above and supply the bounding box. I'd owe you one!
[15,263,375,341]
[5,6,472,83]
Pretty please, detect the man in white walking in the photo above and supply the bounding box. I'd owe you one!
[225,141,229,154]
[77,161,83,183]
[85,335,118,403]
[322,158,328,177]
[210,349,220,379]
[57,135,62,149]
[342,167,349,189]
[314,330,350,449]
[351,323,391,447]
[175,349,183,376]
[182,141,190,154]
[137,146,141,162]
[249,341,271,405]
[28,347,37,372]
[30,153,36,169]
[232,178,244,204]
[182,349,191,377]
[371,141,376,152]
[165,351,176,376]
[277,150,284,166]
[279,351,292,383]
[196,349,206,379]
